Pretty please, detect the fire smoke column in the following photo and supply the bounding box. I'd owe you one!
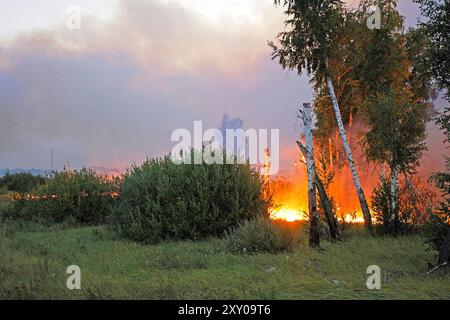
[303,103,320,248]
[219,114,244,157]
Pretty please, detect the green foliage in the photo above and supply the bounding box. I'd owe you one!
[372,178,426,235]
[405,27,437,104]
[356,2,430,174]
[270,0,345,83]
[114,153,266,243]
[435,106,450,145]
[364,92,428,173]
[0,173,46,194]
[0,201,15,220]
[409,8,448,256]
[423,212,449,252]
[363,90,428,236]
[429,157,450,220]
[426,107,450,251]
[3,168,117,225]
[415,0,450,99]
[354,1,409,98]
[225,216,298,254]
[1,223,448,299]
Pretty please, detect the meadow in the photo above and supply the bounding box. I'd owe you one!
[1,220,448,300]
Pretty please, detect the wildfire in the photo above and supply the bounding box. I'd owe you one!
[263,139,381,224]
[270,207,307,222]
[269,205,367,224]
[341,213,365,224]
[263,149,368,224]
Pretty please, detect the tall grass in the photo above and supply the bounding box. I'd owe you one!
[225,216,299,254]
[0,222,447,300]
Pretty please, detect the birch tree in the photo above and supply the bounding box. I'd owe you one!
[297,140,341,242]
[357,1,432,233]
[270,0,373,230]
[416,0,449,264]
[302,103,320,247]
[364,92,428,233]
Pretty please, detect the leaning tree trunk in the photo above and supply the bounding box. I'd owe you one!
[326,75,372,231]
[303,103,320,248]
[297,141,341,242]
[315,175,341,242]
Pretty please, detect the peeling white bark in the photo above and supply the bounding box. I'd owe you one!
[303,103,315,203]
[303,103,320,247]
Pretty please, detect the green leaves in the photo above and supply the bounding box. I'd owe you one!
[5,168,117,225]
[415,0,450,98]
[364,91,428,174]
[270,0,345,82]
[114,152,267,243]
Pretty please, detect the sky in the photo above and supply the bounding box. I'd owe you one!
[0,0,446,174]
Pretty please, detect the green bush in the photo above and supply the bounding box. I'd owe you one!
[0,172,46,194]
[114,153,266,243]
[0,201,14,220]
[372,179,400,235]
[423,211,449,251]
[225,216,298,254]
[3,168,117,225]
[372,179,422,235]
[426,157,450,253]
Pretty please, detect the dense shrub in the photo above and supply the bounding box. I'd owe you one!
[0,173,46,194]
[423,211,449,252]
[0,201,14,219]
[372,178,431,235]
[114,154,266,243]
[225,216,298,254]
[3,168,117,225]
[426,157,450,259]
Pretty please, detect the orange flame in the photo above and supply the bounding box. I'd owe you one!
[270,207,307,222]
[265,137,375,224]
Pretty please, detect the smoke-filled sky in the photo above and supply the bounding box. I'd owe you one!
[0,0,446,173]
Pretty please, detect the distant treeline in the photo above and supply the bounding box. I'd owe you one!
[0,172,47,194]
[0,168,49,178]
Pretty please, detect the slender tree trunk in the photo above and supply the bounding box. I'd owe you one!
[326,75,372,231]
[297,141,341,242]
[390,165,399,232]
[303,103,320,248]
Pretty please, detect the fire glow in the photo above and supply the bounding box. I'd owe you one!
[268,190,367,224]
[263,144,371,224]
[270,207,306,222]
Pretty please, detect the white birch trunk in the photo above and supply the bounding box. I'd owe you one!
[303,103,320,247]
[390,165,399,221]
[326,75,372,230]
[297,140,341,241]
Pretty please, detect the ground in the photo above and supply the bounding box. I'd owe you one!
[0,221,448,300]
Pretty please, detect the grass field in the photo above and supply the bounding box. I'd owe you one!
[0,221,448,300]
